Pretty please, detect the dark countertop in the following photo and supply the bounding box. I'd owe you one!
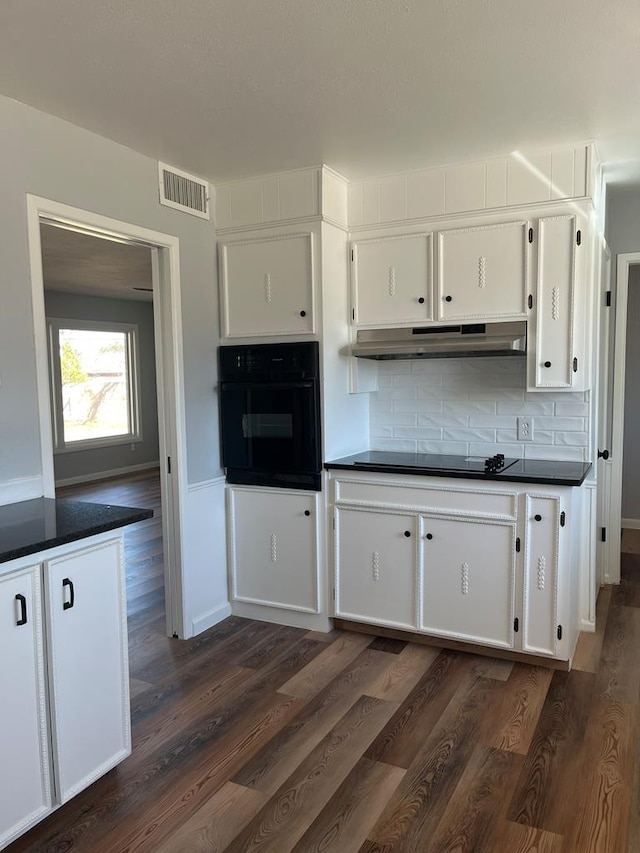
[0,498,154,564]
[324,451,592,487]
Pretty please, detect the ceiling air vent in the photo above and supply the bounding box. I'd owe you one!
[158,162,210,220]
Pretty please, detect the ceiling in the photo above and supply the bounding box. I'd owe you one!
[1,0,640,185]
[40,224,153,301]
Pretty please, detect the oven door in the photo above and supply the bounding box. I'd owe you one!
[219,381,321,489]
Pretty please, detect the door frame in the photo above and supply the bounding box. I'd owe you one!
[26,195,188,638]
[607,251,640,585]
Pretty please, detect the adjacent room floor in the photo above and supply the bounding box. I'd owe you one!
[8,471,639,852]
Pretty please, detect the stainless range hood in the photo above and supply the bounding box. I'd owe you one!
[351,322,527,360]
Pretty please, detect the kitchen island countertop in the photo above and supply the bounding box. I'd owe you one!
[0,497,153,564]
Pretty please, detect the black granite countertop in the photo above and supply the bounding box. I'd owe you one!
[324,451,592,487]
[0,498,154,564]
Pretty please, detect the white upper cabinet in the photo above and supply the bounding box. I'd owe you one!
[437,221,529,321]
[351,233,433,326]
[530,215,584,390]
[219,233,314,338]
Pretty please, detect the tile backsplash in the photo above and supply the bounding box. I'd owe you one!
[370,358,590,462]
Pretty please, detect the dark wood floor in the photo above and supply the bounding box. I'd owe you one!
[7,471,640,852]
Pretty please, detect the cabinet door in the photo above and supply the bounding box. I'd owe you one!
[531,215,579,389]
[220,233,314,337]
[352,233,433,326]
[437,221,528,320]
[229,488,319,613]
[522,496,561,656]
[420,516,516,648]
[335,507,417,629]
[0,565,51,849]
[45,539,130,804]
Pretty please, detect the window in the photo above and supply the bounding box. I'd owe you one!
[47,319,141,451]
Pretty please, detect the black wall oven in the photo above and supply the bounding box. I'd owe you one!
[218,341,322,490]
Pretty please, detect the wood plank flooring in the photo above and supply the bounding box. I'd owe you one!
[7,472,640,852]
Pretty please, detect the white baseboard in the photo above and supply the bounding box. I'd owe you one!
[191,602,232,636]
[55,461,160,488]
[622,518,640,530]
[0,475,44,505]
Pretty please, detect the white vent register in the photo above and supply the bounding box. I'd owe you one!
[158,162,210,219]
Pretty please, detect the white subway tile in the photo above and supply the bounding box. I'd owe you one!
[462,358,525,376]
[444,401,497,415]
[497,401,554,416]
[373,412,418,426]
[411,361,453,375]
[393,400,443,413]
[418,387,469,401]
[524,445,584,462]
[444,428,496,442]
[554,431,589,446]
[525,391,587,402]
[522,430,554,446]
[554,402,590,416]
[371,426,393,438]
[394,427,443,440]
[394,374,443,387]
[473,389,525,401]
[370,398,393,413]
[535,417,584,431]
[380,362,413,375]
[470,415,517,429]
[378,388,417,401]
[378,373,393,388]
[417,414,469,428]
[417,440,469,454]
[470,441,524,457]
[371,438,418,453]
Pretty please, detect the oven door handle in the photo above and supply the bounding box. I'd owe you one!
[220,381,315,391]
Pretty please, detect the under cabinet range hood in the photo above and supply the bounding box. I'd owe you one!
[351,322,527,360]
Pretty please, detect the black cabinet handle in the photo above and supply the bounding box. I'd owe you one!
[544,361,552,368]
[304,510,311,516]
[598,449,610,460]
[425,533,433,540]
[418,297,425,304]
[15,594,27,626]
[404,530,411,538]
[534,514,542,522]
[444,295,453,303]
[299,310,307,317]
[62,577,75,610]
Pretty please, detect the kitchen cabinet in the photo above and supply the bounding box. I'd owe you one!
[0,564,51,851]
[0,534,129,850]
[529,214,585,390]
[351,232,433,326]
[228,486,320,615]
[219,232,314,338]
[437,220,529,321]
[334,506,417,629]
[420,515,516,649]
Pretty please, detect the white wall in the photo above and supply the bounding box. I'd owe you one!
[371,358,590,461]
[0,94,220,493]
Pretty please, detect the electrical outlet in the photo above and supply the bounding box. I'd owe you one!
[517,417,533,442]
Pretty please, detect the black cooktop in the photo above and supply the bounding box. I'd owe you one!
[324,451,592,486]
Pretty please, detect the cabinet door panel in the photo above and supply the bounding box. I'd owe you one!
[533,215,576,388]
[523,496,560,656]
[352,233,433,326]
[0,566,51,848]
[420,516,515,648]
[437,221,528,320]
[230,489,319,613]
[335,507,416,629]
[220,233,314,337]
[45,539,130,803]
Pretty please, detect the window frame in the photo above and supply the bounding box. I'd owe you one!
[47,317,142,453]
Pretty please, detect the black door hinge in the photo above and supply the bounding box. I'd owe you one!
[528,227,533,244]
[606,290,612,307]
[601,527,607,543]
[528,294,533,310]
[167,456,171,474]
[351,249,354,262]
[573,357,578,373]
[352,308,355,321]
[515,537,521,553]
[560,511,566,527]
[576,230,582,246]
[514,617,519,633]
[557,625,563,640]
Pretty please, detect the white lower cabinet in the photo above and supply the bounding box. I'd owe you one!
[228,486,320,614]
[334,507,417,629]
[0,534,130,851]
[331,473,580,663]
[0,565,51,850]
[420,515,516,649]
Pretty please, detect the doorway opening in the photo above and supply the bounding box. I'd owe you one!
[27,195,188,639]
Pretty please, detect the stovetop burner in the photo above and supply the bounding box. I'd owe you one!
[353,451,519,475]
